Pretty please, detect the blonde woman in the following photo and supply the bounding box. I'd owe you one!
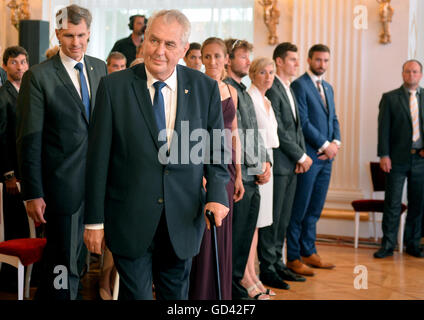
[240,57,279,298]
[189,37,244,300]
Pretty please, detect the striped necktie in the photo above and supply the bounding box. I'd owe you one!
[316,80,327,109]
[409,90,420,142]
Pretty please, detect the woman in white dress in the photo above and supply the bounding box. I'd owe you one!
[240,57,279,298]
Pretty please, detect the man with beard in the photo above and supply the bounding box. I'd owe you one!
[223,39,272,299]
[110,14,147,67]
[286,44,341,276]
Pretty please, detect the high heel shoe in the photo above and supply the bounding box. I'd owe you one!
[255,280,276,296]
[246,284,270,300]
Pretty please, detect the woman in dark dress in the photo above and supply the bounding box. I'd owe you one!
[189,37,244,300]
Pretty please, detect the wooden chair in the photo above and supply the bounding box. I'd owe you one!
[0,183,46,299]
[351,162,407,251]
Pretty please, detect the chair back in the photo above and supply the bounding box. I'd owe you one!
[370,162,386,192]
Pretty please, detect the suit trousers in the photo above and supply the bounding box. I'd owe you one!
[258,173,297,275]
[2,188,29,240]
[232,181,260,299]
[35,202,85,300]
[286,160,332,262]
[382,154,424,251]
[112,212,192,300]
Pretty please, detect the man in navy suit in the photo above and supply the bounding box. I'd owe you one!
[286,44,341,276]
[83,10,230,300]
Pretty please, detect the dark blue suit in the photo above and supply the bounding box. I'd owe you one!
[287,72,341,261]
[85,64,229,299]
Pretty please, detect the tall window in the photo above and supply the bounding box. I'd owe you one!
[48,0,254,61]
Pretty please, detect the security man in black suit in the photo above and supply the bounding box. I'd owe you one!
[16,5,107,299]
[375,59,424,258]
[110,14,147,67]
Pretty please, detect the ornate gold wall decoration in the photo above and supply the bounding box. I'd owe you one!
[259,0,280,45]
[7,0,31,31]
[377,0,394,44]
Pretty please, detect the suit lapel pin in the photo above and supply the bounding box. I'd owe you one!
[185,89,189,94]
[90,66,93,71]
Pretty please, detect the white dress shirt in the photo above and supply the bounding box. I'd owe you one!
[59,49,91,98]
[306,70,341,153]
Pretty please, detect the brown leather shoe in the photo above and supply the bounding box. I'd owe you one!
[287,259,315,277]
[302,253,335,269]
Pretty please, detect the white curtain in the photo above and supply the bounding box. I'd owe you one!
[48,0,254,61]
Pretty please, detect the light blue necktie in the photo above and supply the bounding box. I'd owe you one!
[74,62,91,121]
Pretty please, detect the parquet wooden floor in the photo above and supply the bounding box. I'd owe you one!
[1,242,423,300]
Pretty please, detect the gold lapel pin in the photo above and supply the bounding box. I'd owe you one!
[90,67,93,71]
[185,89,189,94]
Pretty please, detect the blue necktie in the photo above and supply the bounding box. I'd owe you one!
[153,81,167,137]
[74,62,91,121]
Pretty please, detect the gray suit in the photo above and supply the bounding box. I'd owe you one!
[258,77,307,275]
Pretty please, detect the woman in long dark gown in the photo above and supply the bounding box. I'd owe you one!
[189,37,244,300]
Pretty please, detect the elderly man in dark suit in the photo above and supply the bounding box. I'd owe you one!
[287,44,341,276]
[16,5,107,299]
[83,10,230,300]
[258,43,313,287]
[375,59,424,259]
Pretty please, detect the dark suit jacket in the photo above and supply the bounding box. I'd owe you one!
[291,72,341,160]
[16,53,107,215]
[110,35,136,68]
[0,67,7,86]
[266,78,306,175]
[85,63,230,260]
[0,80,19,176]
[378,85,424,164]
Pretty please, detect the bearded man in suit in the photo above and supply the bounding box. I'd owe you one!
[286,44,341,276]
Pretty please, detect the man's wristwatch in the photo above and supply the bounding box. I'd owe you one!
[4,172,15,181]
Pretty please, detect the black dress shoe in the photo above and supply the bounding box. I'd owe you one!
[373,248,393,258]
[277,268,306,282]
[405,247,424,258]
[259,272,290,290]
